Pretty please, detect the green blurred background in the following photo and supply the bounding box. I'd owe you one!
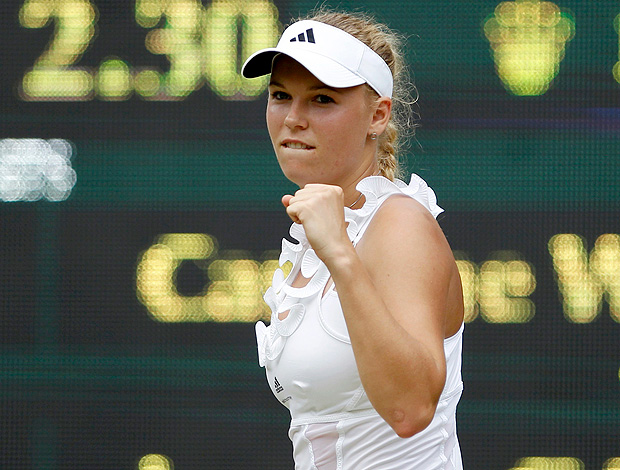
[0,0,619,468]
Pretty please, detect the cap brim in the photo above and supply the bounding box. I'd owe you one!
[242,48,367,90]
[241,49,280,79]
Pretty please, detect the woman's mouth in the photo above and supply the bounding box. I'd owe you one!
[283,142,313,150]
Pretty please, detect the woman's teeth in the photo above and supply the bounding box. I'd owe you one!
[285,142,311,149]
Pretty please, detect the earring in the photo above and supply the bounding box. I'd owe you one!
[370,132,378,140]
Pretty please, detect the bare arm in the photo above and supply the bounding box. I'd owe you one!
[283,186,462,437]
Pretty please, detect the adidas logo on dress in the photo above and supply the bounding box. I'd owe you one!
[290,28,315,44]
[274,377,284,393]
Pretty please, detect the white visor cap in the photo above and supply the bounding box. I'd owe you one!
[242,20,393,98]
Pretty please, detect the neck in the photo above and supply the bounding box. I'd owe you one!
[347,192,364,209]
[342,162,380,208]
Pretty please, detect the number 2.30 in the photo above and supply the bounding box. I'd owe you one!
[18,0,280,101]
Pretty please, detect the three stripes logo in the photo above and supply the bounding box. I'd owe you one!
[274,377,284,393]
[290,28,315,44]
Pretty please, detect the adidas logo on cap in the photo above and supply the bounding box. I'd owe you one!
[290,28,315,44]
[241,19,394,98]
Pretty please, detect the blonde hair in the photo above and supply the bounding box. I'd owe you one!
[298,8,418,181]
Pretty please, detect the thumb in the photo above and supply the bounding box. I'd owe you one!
[282,194,294,207]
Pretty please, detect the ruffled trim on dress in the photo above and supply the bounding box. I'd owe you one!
[344,173,443,229]
[255,173,443,367]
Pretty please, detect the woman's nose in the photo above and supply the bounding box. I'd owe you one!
[284,101,308,129]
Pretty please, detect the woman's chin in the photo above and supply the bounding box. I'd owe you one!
[281,168,314,188]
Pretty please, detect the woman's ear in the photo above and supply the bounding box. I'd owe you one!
[369,97,392,136]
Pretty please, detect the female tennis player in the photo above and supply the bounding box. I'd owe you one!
[242,9,464,469]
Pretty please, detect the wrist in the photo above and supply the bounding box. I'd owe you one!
[320,239,359,275]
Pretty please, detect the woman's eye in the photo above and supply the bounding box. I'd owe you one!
[315,95,334,104]
[270,91,289,100]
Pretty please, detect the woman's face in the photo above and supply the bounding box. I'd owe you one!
[266,56,378,188]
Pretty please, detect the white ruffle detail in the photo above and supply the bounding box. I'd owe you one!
[282,263,330,298]
[275,303,305,337]
[279,238,299,266]
[256,301,306,366]
[300,249,321,278]
[263,286,284,314]
[344,174,444,229]
[271,268,286,294]
[255,321,268,367]
[256,174,442,367]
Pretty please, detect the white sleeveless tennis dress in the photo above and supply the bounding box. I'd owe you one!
[256,174,464,470]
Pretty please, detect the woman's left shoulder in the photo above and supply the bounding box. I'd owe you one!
[359,193,453,266]
[374,193,443,233]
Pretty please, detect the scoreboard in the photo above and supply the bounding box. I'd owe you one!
[1,0,619,469]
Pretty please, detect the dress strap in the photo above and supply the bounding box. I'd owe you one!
[351,195,391,246]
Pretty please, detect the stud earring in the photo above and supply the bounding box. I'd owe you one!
[370,132,378,140]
